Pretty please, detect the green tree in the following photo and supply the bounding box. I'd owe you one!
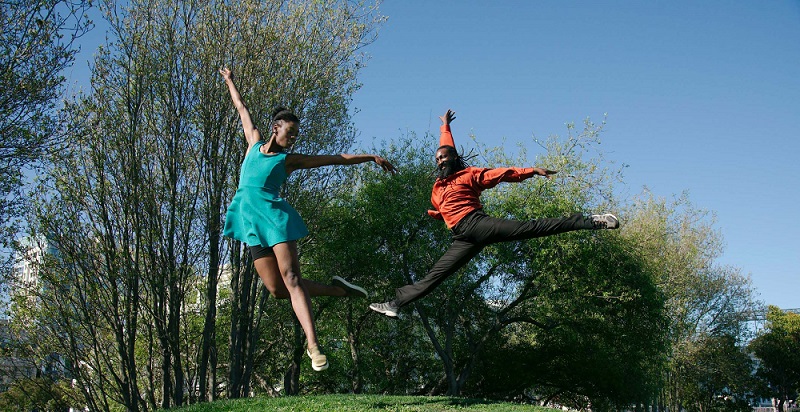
[622,192,760,411]
[0,377,85,412]
[454,120,666,407]
[749,306,800,412]
[24,0,384,410]
[298,136,445,395]
[0,0,92,232]
[672,334,755,412]
[307,122,667,406]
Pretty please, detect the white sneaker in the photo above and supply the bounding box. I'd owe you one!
[369,301,400,317]
[590,213,619,230]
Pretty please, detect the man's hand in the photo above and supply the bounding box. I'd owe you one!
[439,109,456,126]
[535,168,557,179]
[219,67,232,81]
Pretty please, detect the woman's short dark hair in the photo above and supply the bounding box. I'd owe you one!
[271,107,299,124]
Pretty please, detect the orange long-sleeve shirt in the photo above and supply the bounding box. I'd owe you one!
[428,125,538,229]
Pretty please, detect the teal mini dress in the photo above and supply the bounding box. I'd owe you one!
[223,141,309,247]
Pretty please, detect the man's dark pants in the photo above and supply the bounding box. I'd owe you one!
[394,210,594,307]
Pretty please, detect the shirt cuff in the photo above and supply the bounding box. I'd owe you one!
[427,210,443,220]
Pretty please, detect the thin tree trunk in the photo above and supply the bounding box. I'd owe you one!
[199,234,219,401]
[284,316,304,395]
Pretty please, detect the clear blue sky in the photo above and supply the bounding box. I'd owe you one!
[346,1,800,310]
[66,1,799,309]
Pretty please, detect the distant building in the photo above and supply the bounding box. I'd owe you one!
[10,237,47,305]
[2,238,70,393]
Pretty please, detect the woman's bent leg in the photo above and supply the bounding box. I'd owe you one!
[271,242,319,348]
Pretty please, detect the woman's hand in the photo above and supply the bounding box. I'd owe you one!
[219,67,232,81]
[374,156,397,174]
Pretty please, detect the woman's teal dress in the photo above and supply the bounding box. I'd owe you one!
[223,141,309,247]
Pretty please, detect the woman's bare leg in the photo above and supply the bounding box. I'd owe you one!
[270,241,318,348]
[251,245,328,370]
[254,257,346,298]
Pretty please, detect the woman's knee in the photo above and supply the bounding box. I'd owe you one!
[265,284,290,299]
[281,269,302,289]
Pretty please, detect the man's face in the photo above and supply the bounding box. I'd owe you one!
[435,147,457,179]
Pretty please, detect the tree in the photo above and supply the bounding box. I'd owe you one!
[621,192,761,411]
[0,377,85,412]
[749,306,800,412]
[23,0,384,409]
[308,122,667,405]
[303,136,448,395]
[672,334,755,412]
[0,0,92,239]
[451,120,666,407]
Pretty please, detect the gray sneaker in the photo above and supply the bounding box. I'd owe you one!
[591,213,619,230]
[331,276,368,298]
[369,301,400,317]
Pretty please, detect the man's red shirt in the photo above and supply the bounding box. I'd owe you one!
[428,125,538,229]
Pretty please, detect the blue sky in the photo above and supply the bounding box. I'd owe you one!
[346,1,800,310]
[65,1,799,309]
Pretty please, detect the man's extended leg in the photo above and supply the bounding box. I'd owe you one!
[455,211,615,245]
[369,239,483,317]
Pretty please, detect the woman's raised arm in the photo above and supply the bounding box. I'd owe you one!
[220,68,260,148]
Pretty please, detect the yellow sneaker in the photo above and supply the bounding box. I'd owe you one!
[306,345,328,371]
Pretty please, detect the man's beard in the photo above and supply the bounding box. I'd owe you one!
[437,159,457,179]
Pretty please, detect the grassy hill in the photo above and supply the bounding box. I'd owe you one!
[168,394,553,411]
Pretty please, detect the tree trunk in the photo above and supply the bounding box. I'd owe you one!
[161,347,172,410]
[228,246,251,398]
[199,226,220,400]
[170,283,185,407]
[347,304,363,394]
[284,318,304,395]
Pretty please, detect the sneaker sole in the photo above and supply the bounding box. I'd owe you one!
[332,276,369,298]
[605,213,620,229]
[369,303,398,317]
[306,350,329,371]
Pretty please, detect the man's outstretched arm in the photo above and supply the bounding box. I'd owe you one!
[439,109,456,148]
[476,166,557,189]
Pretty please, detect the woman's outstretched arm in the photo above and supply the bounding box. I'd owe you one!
[220,68,260,148]
[286,153,397,174]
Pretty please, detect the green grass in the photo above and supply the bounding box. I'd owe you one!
[169,394,551,411]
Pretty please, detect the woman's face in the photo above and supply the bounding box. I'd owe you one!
[272,120,299,148]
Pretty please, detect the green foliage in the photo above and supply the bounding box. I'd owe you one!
[468,224,666,408]
[301,122,667,407]
[749,306,800,410]
[0,377,85,412]
[300,135,446,395]
[672,334,755,412]
[621,192,760,411]
[0,0,92,236]
[21,0,385,409]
